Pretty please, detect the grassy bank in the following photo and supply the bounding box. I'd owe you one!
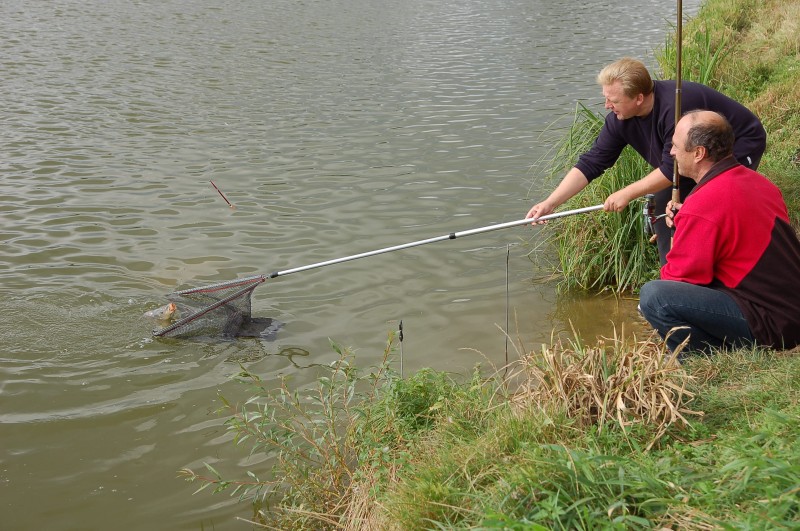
[183,332,800,529]
[181,1,800,528]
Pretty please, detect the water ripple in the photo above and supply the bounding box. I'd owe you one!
[0,0,700,528]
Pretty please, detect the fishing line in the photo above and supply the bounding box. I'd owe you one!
[504,243,510,377]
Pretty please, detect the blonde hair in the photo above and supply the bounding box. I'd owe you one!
[597,58,654,98]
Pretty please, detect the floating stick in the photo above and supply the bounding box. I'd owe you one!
[210,180,234,209]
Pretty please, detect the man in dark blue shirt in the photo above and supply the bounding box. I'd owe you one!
[525,57,766,263]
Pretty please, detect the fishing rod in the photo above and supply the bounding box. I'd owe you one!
[671,0,683,245]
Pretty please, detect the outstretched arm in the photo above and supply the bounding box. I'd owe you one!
[526,168,589,221]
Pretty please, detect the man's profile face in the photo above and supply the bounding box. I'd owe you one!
[602,81,641,120]
[670,120,697,180]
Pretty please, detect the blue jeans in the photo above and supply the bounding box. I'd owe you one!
[639,280,755,356]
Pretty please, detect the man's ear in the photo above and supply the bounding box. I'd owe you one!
[694,146,706,163]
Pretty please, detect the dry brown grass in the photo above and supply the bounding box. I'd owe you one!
[337,465,401,531]
[509,328,703,449]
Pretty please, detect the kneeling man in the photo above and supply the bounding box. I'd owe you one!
[639,110,800,355]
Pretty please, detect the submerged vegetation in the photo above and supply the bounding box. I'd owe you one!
[181,0,800,528]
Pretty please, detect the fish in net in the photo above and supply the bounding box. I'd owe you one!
[149,275,278,339]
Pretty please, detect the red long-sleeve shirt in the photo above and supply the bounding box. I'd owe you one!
[663,157,800,349]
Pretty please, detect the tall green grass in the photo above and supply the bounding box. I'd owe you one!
[537,104,659,293]
[660,25,729,86]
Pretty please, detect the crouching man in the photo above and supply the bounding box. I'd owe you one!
[639,110,800,355]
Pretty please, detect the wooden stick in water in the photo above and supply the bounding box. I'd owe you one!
[210,180,235,209]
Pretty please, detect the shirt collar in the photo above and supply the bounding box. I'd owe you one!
[691,156,741,196]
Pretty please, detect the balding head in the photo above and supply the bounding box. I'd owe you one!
[671,110,736,182]
[679,110,735,163]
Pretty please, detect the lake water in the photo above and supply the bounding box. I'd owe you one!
[1,0,698,528]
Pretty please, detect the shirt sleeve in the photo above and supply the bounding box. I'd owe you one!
[661,213,719,285]
[574,115,627,182]
[656,137,674,181]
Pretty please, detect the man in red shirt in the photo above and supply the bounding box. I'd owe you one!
[638,110,800,355]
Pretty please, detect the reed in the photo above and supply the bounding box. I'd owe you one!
[509,328,699,449]
[536,104,659,293]
[381,330,705,529]
[660,25,729,86]
[374,339,800,530]
[181,330,800,529]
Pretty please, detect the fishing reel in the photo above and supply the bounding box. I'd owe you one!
[641,194,667,243]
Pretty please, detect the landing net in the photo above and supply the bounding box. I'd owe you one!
[153,275,266,338]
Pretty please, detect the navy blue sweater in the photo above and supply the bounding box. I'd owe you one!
[575,80,767,182]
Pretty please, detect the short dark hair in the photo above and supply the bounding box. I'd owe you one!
[683,110,735,162]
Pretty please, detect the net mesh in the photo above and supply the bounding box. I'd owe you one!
[152,275,266,338]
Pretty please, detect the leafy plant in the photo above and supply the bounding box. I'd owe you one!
[179,334,402,530]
